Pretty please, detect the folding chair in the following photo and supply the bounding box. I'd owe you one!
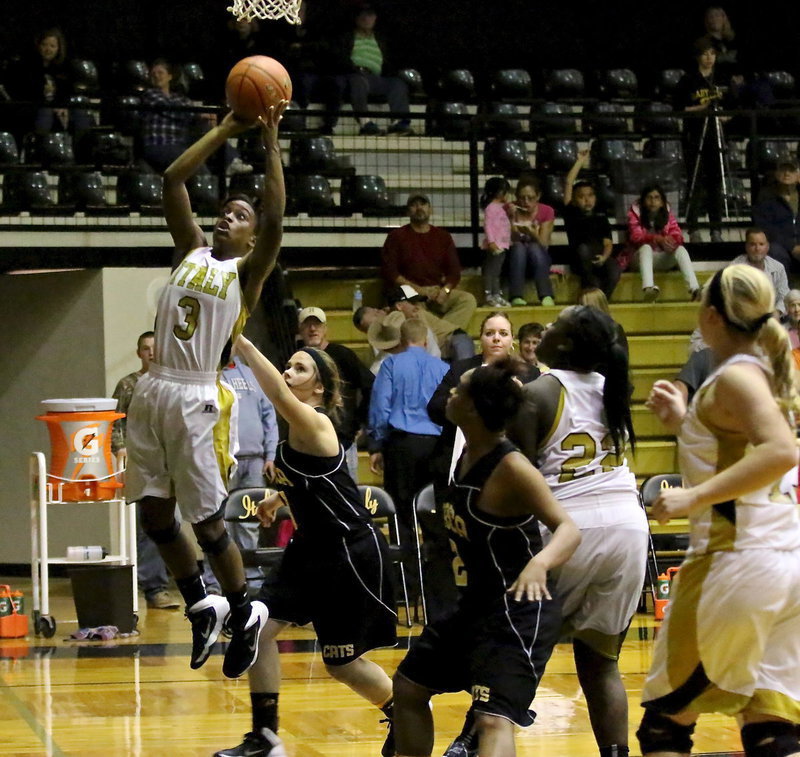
[357,485,412,628]
[411,483,437,626]
[223,487,291,570]
[639,473,683,611]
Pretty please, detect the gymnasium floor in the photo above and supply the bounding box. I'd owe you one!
[1,577,745,756]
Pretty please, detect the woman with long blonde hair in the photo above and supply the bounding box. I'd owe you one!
[639,264,800,756]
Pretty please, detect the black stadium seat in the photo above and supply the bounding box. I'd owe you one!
[287,174,335,215]
[119,59,150,93]
[481,102,523,137]
[765,71,795,100]
[2,171,54,214]
[58,170,110,213]
[590,138,638,172]
[340,174,391,214]
[543,69,585,99]
[655,69,685,99]
[228,172,265,198]
[636,101,680,136]
[181,62,206,101]
[643,137,684,164]
[116,170,162,213]
[397,68,425,99]
[70,59,100,96]
[585,102,629,135]
[0,131,19,166]
[597,68,638,100]
[437,69,475,100]
[484,138,530,175]
[187,172,220,215]
[23,133,76,168]
[535,137,578,172]
[747,138,794,174]
[529,102,579,136]
[490,69,532,99]
[426,102,470,139]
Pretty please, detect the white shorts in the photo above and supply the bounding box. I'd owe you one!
[642,548,800,721]
[548,526,648,658]
[126,364,238,523]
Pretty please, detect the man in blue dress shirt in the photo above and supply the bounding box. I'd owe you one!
[367,318,449,556]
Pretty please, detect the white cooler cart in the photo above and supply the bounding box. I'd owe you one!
[30,398,138,638]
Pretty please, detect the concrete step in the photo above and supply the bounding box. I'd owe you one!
[289,270,715,312]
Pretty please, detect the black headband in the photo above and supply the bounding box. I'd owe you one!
[301,347,333,400]
[707,269,772,334]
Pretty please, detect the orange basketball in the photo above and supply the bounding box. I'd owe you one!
[225,55,293,121]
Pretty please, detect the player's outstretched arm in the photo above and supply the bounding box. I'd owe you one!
[240,101,288,313]
[236,335,326,439]
[163,111,254,263]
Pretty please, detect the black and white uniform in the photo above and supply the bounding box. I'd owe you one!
[258,416,397,666]
[397,440,562,726]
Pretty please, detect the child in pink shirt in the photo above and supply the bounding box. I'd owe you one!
[481,176,512,306]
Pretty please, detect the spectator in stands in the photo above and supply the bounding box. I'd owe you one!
[265,0,345,135]
[563,150,622,300]
[578,287,630,357]
[367,317,448,561]
[674,348,715,404]
[625,184,701,303]
[365,310,405,374]
[752,161,800,277]
[702,6,740,84]
[507,175,556,307]
[140,59,248,175]
[297,305,373,481]
[424,312,540,623]
[730,227,788,315]
[781,289,800,368]
[518,322,546,369]
[112,331,180,611]
[674,38,728,243]
[382,193,477,334]
[386,285,475,361]
[480,176,512,307]
[356,307,440,373]
[6,27,90,140]
[202,353,278,596]
[330,2,413,136]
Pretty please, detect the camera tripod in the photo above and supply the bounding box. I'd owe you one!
[685,98,743,240]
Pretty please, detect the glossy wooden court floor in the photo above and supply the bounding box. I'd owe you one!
[1,577,745,756]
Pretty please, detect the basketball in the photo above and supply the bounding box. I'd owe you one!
[225,55,293,122]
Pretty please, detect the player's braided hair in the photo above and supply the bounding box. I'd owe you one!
[466,356,527,433]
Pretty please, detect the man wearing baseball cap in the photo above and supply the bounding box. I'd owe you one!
[381,193,477,332]
[297,305,374,481]
[387,284,474,361]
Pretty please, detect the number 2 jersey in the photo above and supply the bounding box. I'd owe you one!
[535,369,644,531]
[444,439,550,607]
[154,247,248,374]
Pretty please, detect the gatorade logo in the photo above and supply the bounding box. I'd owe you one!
[73,426,101,456]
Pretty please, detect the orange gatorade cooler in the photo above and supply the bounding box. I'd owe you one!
[36,398,124,502]
[0,586,28,639]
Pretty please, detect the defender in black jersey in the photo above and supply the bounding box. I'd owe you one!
[393,358,580,757]
[214,339,397,757]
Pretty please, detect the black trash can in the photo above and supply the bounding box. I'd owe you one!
[68,565,135,633]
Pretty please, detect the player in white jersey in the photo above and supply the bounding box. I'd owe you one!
[639,264,800,757]
[506,305,646,757]
[126,101,288,680]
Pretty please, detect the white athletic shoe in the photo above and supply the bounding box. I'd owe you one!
[222,600,269,679]
[187,594,230,670]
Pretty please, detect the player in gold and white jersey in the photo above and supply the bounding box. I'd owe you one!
[508,305,646,757]
[127,101,288,680]
[640,264,800,757]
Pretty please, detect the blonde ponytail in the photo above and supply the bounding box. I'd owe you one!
[757,317,800,420]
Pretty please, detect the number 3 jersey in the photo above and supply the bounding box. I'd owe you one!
[154,247,248,374]
[535,370,642,530]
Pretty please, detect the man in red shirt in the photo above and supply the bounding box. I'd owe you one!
[381,193,477,332]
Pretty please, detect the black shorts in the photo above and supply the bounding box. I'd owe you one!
[396,595,562,726]
[258,526,398,666]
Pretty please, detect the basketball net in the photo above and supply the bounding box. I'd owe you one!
[227,0,301,24]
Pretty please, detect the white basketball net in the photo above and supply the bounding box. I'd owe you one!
[227,0,301,24]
